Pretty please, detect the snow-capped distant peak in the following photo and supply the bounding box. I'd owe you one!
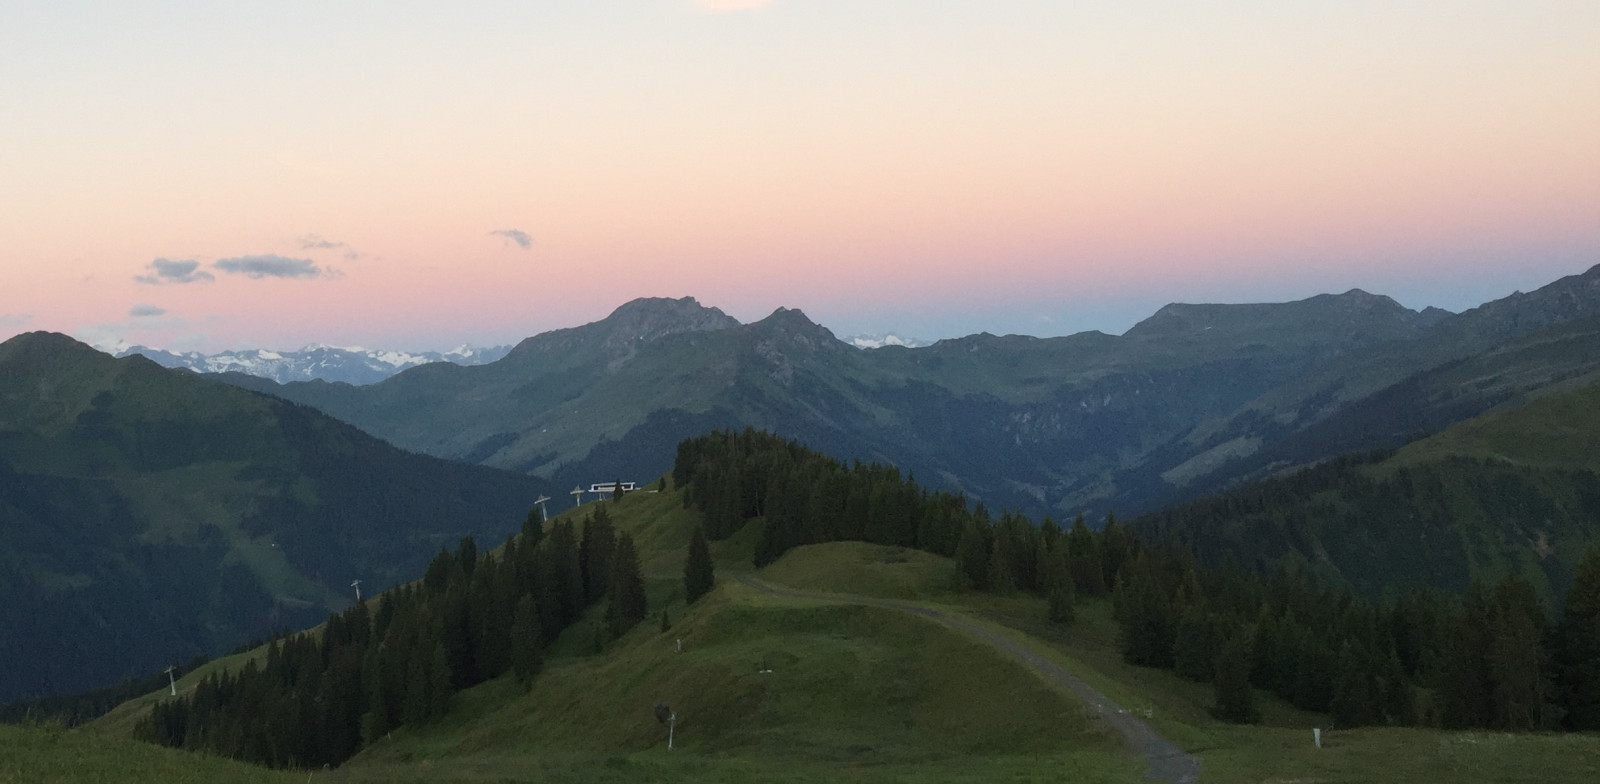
[845,333,928,350]
[114,342,514,385]
[94,338,134,355]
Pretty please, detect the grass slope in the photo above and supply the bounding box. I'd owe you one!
[27,485,1600,783]
[0,724,299,784]
[342,493,1136,782]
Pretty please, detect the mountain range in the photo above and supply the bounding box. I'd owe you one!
[115,343,512,385]
[216,265,1600,522]
[0,333,550,702]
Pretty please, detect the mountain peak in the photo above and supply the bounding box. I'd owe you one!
[754,307,837,340]
[0,331,103,365]
[599,296,740,340]
[503,296,740,367]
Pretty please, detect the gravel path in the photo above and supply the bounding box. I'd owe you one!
[733,574,1202,784]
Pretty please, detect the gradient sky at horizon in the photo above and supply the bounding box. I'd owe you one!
[2,0,1597,352]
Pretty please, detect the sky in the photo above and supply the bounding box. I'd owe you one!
[2,0,1598,352]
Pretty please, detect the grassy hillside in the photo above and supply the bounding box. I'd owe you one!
[0,723,299,784]
[15,483,1600,782]
[0,332,552,702]
[1135,383,1600,600]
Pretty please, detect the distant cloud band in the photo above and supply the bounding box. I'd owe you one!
[129,304,167,318]
[214,254,325,279]
[135,258,215,285]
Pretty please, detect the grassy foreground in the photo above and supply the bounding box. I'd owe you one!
[0,723,300,784]
[12,488,1600,782]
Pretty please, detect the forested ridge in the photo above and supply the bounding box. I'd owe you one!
[26,427,1600,773]
[675,428,1600,732]
[134,505,648,769]
[1134,451,1600,600]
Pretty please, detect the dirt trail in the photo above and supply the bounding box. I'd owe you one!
[733,574,1202,784]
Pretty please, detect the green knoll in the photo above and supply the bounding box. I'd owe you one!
[14,484,1597,783]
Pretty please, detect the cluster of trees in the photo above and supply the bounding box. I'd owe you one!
[1135,451,1600,599]
[674,428,1600,733]
[1113,544,1600,731]
[674,428,1134,613]
[136,506,648,769]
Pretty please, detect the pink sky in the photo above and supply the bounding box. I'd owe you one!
[2,1,1597,351]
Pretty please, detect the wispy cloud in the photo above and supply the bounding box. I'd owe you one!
[129,304,167,318]
[692,0,776,12]
[214,254,326,279]
[0,313,33,330]
[300,234,362,260]
[299,234,346,251]
[135,258,216,285]
[490,229,533,250]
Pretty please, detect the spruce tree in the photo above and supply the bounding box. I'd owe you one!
[1041,543,1075,623]
[510,593,543,688]
[1212,632,1259,723]
[1557,547,1600,729]
[1330,640,1380,727]
[608,533,649,637]
[580,509,618,606]
[1115,561,1175,668]
[955,521,989,591]
[522,506,545,546]
[684,525,716,603]
[1172,604,1219,683]
[1066,515,1107,596]
[1488,573,1546,730]
[988,541,1015,595]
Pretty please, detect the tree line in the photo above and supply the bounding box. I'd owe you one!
[673,428,1600,732]
[136,505,648,769]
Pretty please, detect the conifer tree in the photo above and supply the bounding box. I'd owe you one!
[1330,640,1380,727]
[1556,547,1600,729]
[522,507,545,547]
[954,521,989,591]
[1212,632,1259,723]
[1066,515,1107,596]
[1437,582,1496,728]
[1115,561,1175,668]
[684,525,716,603]
[544,521,585,625]
[580,509,617,606]
[607,532,648,637]
[1173,604,1220,683]
[1040,543,1075,623]
[988,541,1015,595]
[1488,573,1546,730]
[510,593,543,688]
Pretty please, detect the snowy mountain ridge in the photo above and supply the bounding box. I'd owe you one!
[845,333,929,349]
[116,343,513,385]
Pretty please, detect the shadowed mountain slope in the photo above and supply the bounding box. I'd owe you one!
[0,332,552,701]
[230,267,1600,521]
[1134,383,1600,601]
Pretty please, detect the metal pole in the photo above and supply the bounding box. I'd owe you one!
[165,666,177,696]
[668,715,675,750]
